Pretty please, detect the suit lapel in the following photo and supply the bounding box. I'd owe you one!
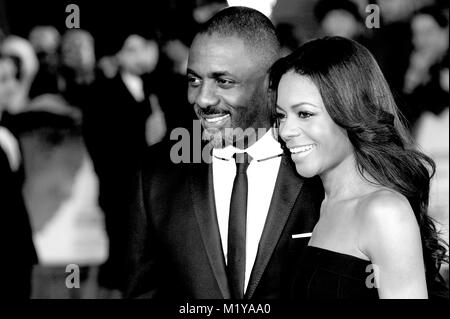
[245,155,304,299]
[189,163,231,299]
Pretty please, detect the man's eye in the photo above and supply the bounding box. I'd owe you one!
[217,78,234,87]
[187,76,201,87]
[298,112,313,119]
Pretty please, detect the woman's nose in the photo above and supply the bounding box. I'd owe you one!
[279,117,302,142]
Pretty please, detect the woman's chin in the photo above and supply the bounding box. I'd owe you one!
[294,164,317,179]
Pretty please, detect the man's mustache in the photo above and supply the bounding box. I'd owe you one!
[196,105,230,116]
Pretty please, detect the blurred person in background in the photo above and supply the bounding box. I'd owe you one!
[377,0,417,24]
[82,32,164,297]
[314,0,369,44]
[0,53,38,298]
[0,35,38,117]
[28,26,60,98]
[15,94,108,299]
[57,29,96,108]
[367,0,416,112]
[28,26,60,62]
[0,53,18,116]
[404,5,449,127]
[409,4,449,286]
[152,34,196,136]
[275,23,302,57]
[192,0,227,25]
[116,34,166,146]
[97,55,119,80]
[0,28,5,44]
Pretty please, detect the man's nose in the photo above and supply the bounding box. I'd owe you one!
[195,83,219,109]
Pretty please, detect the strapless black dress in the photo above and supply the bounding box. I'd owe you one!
[292,246,379,299]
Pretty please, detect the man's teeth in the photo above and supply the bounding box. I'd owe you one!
[204,114,230,123]
[289,144,315,154]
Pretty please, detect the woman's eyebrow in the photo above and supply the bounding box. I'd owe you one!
[277,102,320,110]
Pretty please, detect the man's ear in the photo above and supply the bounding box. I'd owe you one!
[261,71,271,92]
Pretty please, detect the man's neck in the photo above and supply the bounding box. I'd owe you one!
[213,128,282,161]
[233,125,271,150]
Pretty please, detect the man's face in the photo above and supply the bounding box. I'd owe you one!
[322,10,359,39]
[0,58,19,112]
[378,0,411,23]
[118,35,159,76]
[187,34,271,149]
[61,33,95,72]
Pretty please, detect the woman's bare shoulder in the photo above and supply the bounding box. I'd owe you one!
[356,188,421,258]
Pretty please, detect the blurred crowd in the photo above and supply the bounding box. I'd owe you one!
[0,0,448,298]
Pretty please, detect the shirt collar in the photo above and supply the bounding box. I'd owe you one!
[213,128,283,162]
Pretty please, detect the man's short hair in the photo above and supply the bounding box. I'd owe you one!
[198,6,281,69]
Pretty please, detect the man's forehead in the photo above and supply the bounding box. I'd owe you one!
[190,33,247,54]
[188,33,266,76]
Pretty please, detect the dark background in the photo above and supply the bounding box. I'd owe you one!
[1,0,199,56]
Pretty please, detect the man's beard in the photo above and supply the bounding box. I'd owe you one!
[199,88,270,149]
[202,127,230,149]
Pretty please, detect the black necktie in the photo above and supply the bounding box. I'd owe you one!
[227,152,252,299]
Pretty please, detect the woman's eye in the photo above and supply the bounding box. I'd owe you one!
[275,113,286,121]
[298,112,313,119]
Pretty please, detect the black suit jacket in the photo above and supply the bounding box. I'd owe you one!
[0,143,37,298]
[127,142,323,299]
[81,73,151,290]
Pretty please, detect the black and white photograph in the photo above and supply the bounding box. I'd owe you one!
[0,0,448,310]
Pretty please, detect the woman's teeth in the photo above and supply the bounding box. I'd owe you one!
[204,114,230,123]
[289,144,315,154]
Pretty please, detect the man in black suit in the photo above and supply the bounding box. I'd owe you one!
[1,54,37,298]
[81,33,162,295]
[127,6,323,299]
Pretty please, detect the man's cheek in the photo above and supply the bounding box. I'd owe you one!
[187,92,196,105]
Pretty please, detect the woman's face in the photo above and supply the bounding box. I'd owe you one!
[276,71,353,178]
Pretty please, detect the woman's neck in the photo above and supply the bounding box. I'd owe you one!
[320,154,375,203]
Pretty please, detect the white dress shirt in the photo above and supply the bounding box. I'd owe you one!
[212,129,283,290]
[121,71,144,102]
[0,126,21,172]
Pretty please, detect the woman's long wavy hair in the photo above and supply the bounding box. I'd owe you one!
[269,36,448,297]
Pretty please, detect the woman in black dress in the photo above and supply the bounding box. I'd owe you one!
[270,37,448,299]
